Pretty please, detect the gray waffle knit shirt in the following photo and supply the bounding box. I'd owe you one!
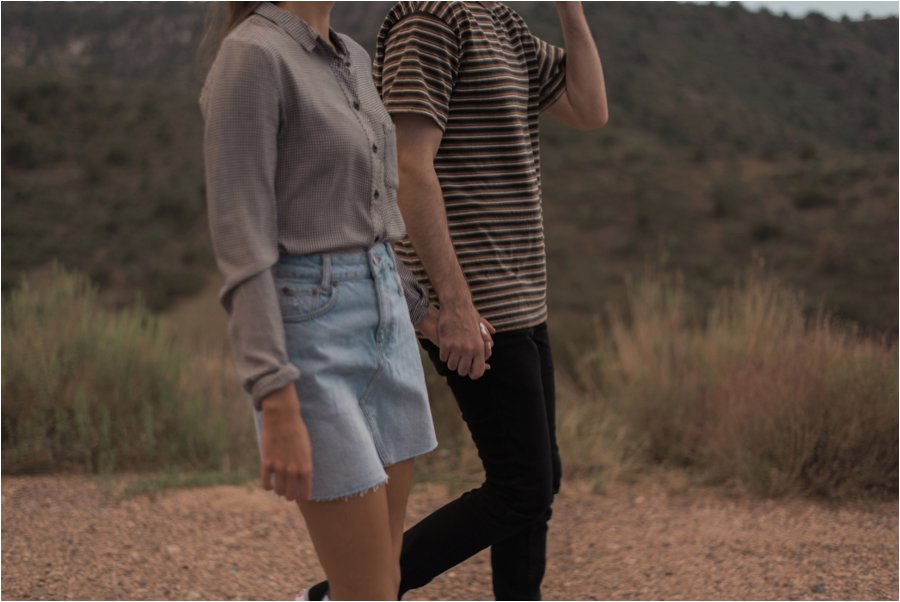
[200,2,427,409]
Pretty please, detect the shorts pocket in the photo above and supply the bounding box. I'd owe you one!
[276,278,339,323]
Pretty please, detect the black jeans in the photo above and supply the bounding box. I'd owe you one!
[400,322,562,600]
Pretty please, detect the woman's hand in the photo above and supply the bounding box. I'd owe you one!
[418,305,441,346]
[480,317,496,363]
[260,384,313,502]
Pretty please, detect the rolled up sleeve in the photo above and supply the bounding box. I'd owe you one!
[201,39,300,409]
[395,254,429,326]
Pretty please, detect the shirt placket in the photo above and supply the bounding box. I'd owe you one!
[320,42,386,239]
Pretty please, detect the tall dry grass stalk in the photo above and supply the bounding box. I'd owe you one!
[573,269,898,499]
[5,266,895,501]
[1,266,252,474]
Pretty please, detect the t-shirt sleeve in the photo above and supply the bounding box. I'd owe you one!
[527,33,567,112]
[380,13,459,132]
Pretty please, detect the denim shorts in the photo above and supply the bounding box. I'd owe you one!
[253,242,438,501]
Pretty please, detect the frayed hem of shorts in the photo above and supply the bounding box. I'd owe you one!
[383,440,439,469]
[309,477,389,502]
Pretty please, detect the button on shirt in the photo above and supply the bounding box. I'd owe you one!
[200,2,427,409]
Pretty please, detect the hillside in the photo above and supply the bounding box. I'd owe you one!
[4,2,896,154]
[2,2,897,330]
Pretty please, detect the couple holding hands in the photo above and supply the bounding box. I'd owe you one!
[201,1,606,599]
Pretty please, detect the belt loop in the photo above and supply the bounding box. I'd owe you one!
[320,254,331,288]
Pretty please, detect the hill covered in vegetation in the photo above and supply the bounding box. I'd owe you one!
[2,2,897,330]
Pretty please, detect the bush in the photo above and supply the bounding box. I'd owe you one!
[709,176,745,218]
[1,266,248,474]
[751,220,782,241]
[573,270,898,500]
[793,188,838,210]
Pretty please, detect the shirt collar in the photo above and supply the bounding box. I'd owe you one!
[254,2,348,57]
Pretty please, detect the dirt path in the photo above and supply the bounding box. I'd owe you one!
[2,475,896,600]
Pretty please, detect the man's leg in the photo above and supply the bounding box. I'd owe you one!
[489,324,562,600]
[398,327,556,597]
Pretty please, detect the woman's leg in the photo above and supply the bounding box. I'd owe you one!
[298,485,397,600]
[385,459,415,566]
[303,459,418,601]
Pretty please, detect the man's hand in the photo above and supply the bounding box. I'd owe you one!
[438,299,489,379]
[260,384,313,502]
[420,304,496,377]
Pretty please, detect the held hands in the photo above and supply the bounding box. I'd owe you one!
[259,385,313,502]
[418,302,496,379]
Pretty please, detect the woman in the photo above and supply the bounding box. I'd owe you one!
[201,2,490,599]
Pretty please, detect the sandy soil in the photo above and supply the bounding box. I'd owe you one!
[2,475,896,600]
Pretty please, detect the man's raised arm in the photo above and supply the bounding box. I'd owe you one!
[545,1,609,130]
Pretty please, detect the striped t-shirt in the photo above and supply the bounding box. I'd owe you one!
[374,1,566,332]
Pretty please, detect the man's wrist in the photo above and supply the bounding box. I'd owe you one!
[556,1,585,17]
[556,2,587,27]
[439,294,475,311]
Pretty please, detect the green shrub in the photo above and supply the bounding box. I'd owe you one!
[574,270,898,499]
[1,266,248,474]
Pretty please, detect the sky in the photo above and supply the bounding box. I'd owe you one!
[705,1,899,19]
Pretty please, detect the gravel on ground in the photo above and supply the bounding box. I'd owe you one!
[2,475,896,600]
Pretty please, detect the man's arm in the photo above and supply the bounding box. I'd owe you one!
[393,113,489,380]
[545,1,608,130]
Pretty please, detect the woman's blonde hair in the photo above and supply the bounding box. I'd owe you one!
[224,2,263,34]
[198,2,263,72]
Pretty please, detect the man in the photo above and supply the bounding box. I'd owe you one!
[310,1,606,599]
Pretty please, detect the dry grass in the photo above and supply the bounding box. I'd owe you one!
[1,266,250,474]
[4,266,895,501]
[568,268,898,499]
